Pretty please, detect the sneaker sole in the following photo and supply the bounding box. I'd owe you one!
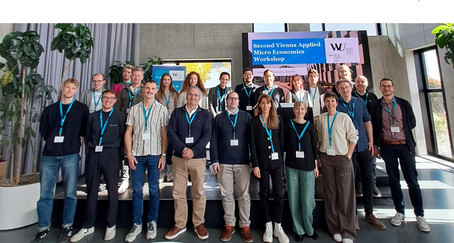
[165,228,186,240]
[195,229,209,240]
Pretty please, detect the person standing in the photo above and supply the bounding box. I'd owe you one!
[353,75,381,197]
[208,72,232,118]
[284,101,319,242]
[316,92,357,243]
[70,90,125,242]
[165,86,212,240]
[80,73,106,113]
[176,71,208,109]
[253,69,285,114]
[123,80,168,242]
[304,69,326,124]
[285,74,310,106]
[34,78,89,242]
[211,91,253,242]
[234,67,258,116]
[113,64,133,96]
[370,78,430,233]
[250,94,289,243]
[336,79,386,230]
[114,66,145,194]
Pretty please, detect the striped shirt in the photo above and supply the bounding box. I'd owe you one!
[126,100,168,156]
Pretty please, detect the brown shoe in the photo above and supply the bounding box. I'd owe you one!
[195,224,209,240]
[365,214,387,230]
[165,226,186,240]
[355,215,360,230]
[220,225,236,241]
[241,226,253,243]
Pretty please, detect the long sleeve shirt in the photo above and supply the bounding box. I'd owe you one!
[250,116,284,169]
[316,112,358,155]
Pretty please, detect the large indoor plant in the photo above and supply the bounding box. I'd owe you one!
[432,23,454,69]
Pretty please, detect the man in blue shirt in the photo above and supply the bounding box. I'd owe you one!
[336,79,386,230]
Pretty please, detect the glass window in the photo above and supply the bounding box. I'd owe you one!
[253,23,286,32]
[310,23,379,36]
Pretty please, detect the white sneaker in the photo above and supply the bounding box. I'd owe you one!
[342,238,354,243]
[104,225,116,241]
[390,212,405,227]
[416,216,430,232]
[125,224,142,242]
[70,227,94,242]
[146,221,157,240]
[263,221,273,243]
[118,179,129,195]
[98,183,106,192]
[273,222,289,243]
[333,233,342,242]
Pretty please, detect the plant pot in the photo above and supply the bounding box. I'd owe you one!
[0,181,40,230]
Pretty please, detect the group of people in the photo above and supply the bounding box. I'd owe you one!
[32,64,430,243]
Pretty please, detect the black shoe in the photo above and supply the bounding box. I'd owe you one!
[296,234,305,242]
[58,226,73,242]
[307,231,319,240]
[33,228,50,241]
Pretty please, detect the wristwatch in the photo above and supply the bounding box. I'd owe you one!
[161,153,166,158]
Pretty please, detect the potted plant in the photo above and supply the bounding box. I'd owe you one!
[0,30,56,230]
[432,23,454,69]
[142,56,163,81]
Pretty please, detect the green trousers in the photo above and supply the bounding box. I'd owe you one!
[285,166,315,235]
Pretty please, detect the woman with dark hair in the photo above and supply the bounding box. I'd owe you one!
[176,71,208,109]
[284,101,319,242]
[156,73,178,116]
[250,94,289,243]
[316,92,358,243]
[285,74,310,106]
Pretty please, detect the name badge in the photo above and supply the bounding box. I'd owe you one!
[327,148,336,156]
[126,108,131,114]
[246,105,252,111]
[356,129,359,135]
[142,133,150,140]
[391,126,400,133]
[296,151,305,158]
[185,137,194,144]
[95,145,103,152]
[230,139,239,146]
[54,136,64,143]
[271,152,279,160]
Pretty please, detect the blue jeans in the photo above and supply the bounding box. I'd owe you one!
[132,155,160,225]
[380,144,424,216]
[37,153,79,230]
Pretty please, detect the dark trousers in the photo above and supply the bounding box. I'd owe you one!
[259,166,284,223]
[352,149,373,215]
[84,147,120,228]
[380,144,424,216]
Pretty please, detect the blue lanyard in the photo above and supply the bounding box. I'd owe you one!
[354,91,368,105]
[128,87,141,108]
[310,87,318,104]
[217,87,227,110]
[381,97,396,124]
[99,108,114,145]
[185,111,197,137]
[264,85,274,97]
[243,83,253,105]
[58,99,75,135]
[290,120,310,151]
[327,111,338,147]
[340,98,355,119]
[260,115,275,153]
[92,90,102,110]
[164,91,171,108]
[226,111,239,139]
[142,100,155,132]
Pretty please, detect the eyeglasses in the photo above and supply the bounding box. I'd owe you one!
[187,93,200,98]
[228,97,239,100]
[92,80,104,83]
[102,96,116,100]
[380,85,393,89]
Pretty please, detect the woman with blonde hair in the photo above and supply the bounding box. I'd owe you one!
[176,71,208,109]
[250,94,289,243]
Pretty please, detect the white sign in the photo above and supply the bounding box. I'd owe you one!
[324,38,360,63]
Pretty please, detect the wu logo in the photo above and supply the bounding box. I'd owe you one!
[330,43,346,51]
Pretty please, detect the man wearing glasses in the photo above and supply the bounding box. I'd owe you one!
[166,86,212,241]
[370,78,430,233]
[71,90,125,242]
[80,73,106,113]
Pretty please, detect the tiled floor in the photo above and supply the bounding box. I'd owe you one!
[1,155,454,243]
